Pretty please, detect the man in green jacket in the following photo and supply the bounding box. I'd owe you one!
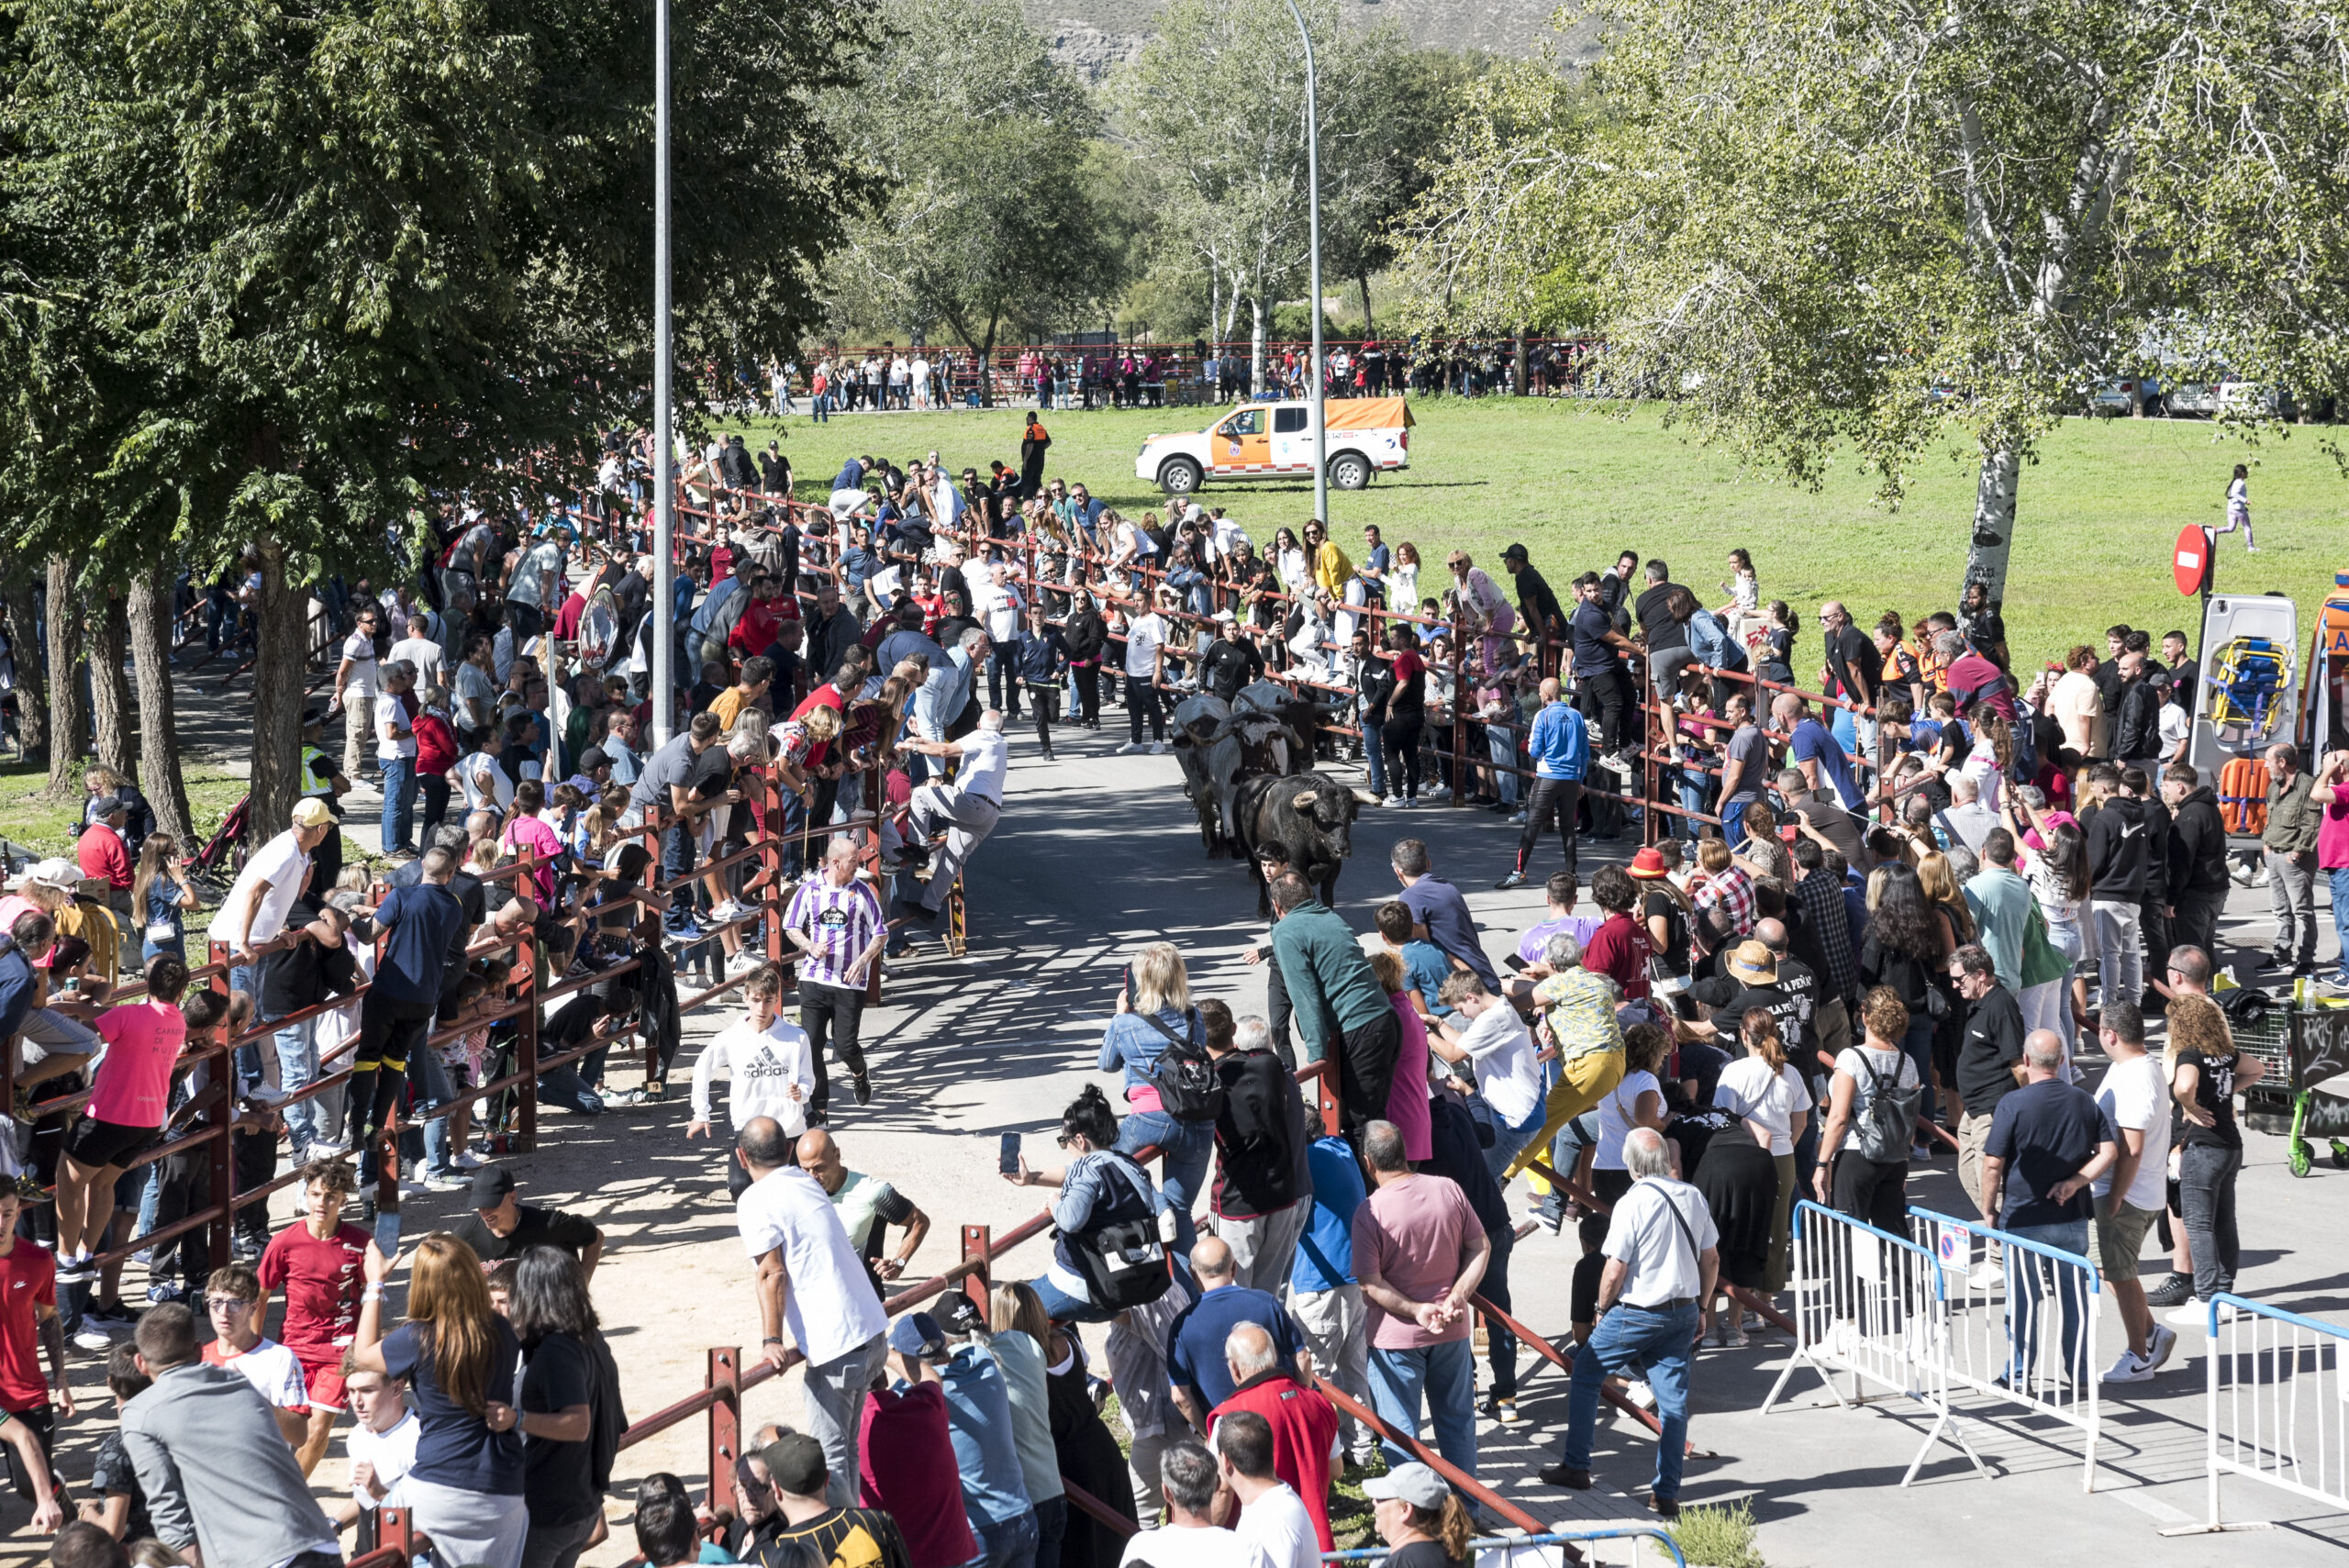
[1268,873,1399,1138]
[2263,741,2321,974]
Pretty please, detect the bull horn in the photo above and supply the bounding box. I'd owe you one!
[1290,789,1319,810]
[1353,789,1381,806]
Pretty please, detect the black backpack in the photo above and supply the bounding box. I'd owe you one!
[1850,1049,1921,1164]
[1063,1153,1173,1310]
[1138,1008,1225,1123]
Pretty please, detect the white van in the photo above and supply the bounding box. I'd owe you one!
[1134,397,1414,494]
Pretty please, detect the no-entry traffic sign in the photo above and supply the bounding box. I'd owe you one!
[2175,524,2211,595]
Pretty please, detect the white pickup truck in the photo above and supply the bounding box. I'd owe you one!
[1134,396,1413,495]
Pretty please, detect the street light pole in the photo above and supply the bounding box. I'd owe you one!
[650,0,675,746]
[1283,0,1328,531]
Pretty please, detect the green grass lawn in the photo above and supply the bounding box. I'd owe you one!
[736,398,2349,670]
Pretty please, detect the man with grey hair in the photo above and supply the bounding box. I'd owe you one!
[2260,741,2319,974]
[1542,1126,1717,1519]
[1935,773,1999,854]
[1118,1439,1270,1566]
[1202,1004,1310,1296]
[1980,1029,2118,1385]
[1777,765,1865,865]
[1351,1119,1487,1480]
[895,708,1008,936]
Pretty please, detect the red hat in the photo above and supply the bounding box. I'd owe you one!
[1628,846,1670,879]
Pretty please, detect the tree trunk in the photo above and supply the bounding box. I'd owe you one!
[43,558,84,797]
[1358,272,1374,339]
[1514,330,1529,397]
[1250,295,1267,397]
[128,566,197,849]
[249,532,312,845]
[1963,445,2021,610]
[0,562,46,759]
[91,594,134,779]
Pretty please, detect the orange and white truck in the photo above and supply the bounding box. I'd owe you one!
[1134,396,1414,495]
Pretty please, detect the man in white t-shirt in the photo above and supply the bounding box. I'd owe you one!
[333,1363,419,1529]
[734,1117,888,1507]
[1216,1413,1317,1568]
[200,1263,312,1447]
[333,606,382,780]
[690,964,815,1199]
[1118,1440,1273,1568]
[894,713,1010,934]
[975,564,1027,718]
[454,732,516,815]
[1119,599,1169,754]
[1431,971,1544,1178]
[2092,998,2177,1384]
[209,800,335,983]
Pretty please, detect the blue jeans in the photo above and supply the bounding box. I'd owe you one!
[273,1017,327,1154]
[963,1507,1039,1568]
[1488,727,1520,806]
[2002,1219,2092,1385]
[1363,716,1388,797]
[1116,1110,1212,1255]
[1563,1301,1699,1501]
[140,938,186,970]
[2332,867,2349,984]
[1900,1016,1938,1132]
[1368,1338,1478,1480]
[661,820,696,931]
[379,755,416,854]
[1484,1097,1548,1184]
[1028,1273,1119,1326]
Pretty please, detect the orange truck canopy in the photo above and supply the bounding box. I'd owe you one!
[1324,397,1413,431]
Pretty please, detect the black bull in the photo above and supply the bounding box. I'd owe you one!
[1232,772,1376,917]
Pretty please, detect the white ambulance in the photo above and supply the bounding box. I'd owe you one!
[1134,396,1414,495]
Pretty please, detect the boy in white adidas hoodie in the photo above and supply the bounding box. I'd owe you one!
[689,962,815,1197]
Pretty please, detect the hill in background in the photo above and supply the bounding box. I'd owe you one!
[1027,0,1602,78]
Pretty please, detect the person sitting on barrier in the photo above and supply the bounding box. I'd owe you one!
[53,954,189,1284]
[1541,1125,1717,1521]
[1979,1029,2118,1388]
[893,708,1009,935]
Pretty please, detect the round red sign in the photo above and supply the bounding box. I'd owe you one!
[2174,524,2211,596]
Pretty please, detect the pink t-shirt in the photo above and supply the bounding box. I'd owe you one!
[1386,995,1432,1162]
[2321,797,2349,872]
[502,815,562,901]
[1350,1172,1478,1350]
[91,999,186,1128]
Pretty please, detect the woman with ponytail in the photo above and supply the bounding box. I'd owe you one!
[1365,1462,1475,1565]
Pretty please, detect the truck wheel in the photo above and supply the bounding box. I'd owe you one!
[1158,457,1202,495]
[1330,452,1372,490]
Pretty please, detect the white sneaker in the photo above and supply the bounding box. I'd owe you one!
[2165,1298,2238,1329]
[72,1325,114,1352]
[2144,1323,2179,1373]
[1426,784,1453,800]
[1116,741,1142,755]
[1508,812,1530,825]
[1149,741,1168,754]
[244,1084,289,1106]
[1624,1380,1657,1412]
[451,1151,486,1170]
[2101,1349,2155,1385]
[707,900,751,924]
[302,1140,350,1161]
[1967,1260,2005,1291]
[726,949,764,974]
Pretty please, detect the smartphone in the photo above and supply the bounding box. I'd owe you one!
[998,1132,1020,1175]
[1122,964,1134,1006]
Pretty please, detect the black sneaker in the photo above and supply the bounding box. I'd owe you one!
[1538,1463,1592,1490]
[1648,1494,1681,1521]
[2143,1271,2194,1307]
[852,1073,872,1106]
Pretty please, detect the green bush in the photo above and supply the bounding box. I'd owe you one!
[1667,1497,1765,1568]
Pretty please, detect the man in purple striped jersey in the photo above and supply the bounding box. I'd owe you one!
[784,838,890,1118]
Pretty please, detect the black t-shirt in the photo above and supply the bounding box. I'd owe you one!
[688,678,728,715]
[1642,889,1689,977]
[1773,956,1821,1066]
[685,746,734,803]
[259,896,357,1016]
[520,1331,599,1526]
[1569,601,1617,675]
[764,1506,915,1568]
[92,1430,153,1540]
[451,1204,600,1266]
[1707,983,1802,1057]
[2174,1045,2242,1150]
[1954,986,2028,1116]
[1636,584,1687,651]
[1825,625,1882,702]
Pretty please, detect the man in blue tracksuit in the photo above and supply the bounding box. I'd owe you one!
[1497,678,1588,889]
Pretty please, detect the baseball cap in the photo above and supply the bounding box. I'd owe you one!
[1501,542,1531,562]
[761,1433,828,1497]
[887,1311,947,1362]
[91,793,126,817]
[288,797,336,828]
[469,1166,518,1208]
[578,747,610,772]
[1362,1462,1449,1510]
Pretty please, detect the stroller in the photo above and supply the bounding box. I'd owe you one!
[187,794,250,877]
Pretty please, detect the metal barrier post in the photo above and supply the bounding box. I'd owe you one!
[962,1225,993,1317]
[707,1347,741,1512]
[2160,1293,2349,1535]
[515,917,540,1153]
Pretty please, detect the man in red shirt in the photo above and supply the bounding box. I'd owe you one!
[857,1332,975,1568]
[1210,1322,1340,1551]
[257,1157,385,1476]
[1580,865,1654,1002]
[76,794,135,911]
[0,1185,71,1528]
[1939,628,2016,722]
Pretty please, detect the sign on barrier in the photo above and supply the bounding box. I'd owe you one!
[1762,1200,1987,1485]
[2163,1293,2349,1535]
[1909,1206,2103,1491]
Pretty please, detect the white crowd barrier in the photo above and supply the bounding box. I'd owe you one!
[1762,1200,1988,1485]
[1909,1205,2103,1490]
[2162,1294,2349,1535]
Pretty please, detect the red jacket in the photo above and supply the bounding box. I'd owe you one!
[412,711,460,776]
[1211,1372,1341,1550]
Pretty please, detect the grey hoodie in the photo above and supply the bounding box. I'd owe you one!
[122,1361,339,1567]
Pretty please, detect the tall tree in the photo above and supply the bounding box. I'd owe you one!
[1405,0,2349,601]
[1119,0,1402,391]
[90,593,133,781]
[127,567,196,848]
[2,0,881,837]
[1319,49,1494,335]
[827,0,1123,401]
[40,559,80,796]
